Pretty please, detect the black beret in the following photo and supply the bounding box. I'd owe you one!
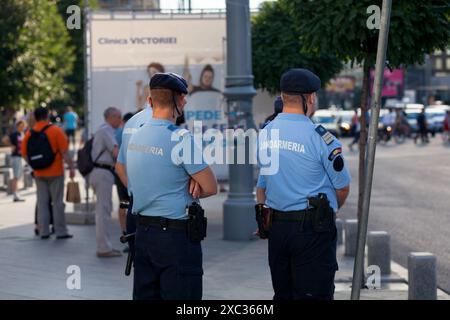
[280,68,321,94]
[149,72,188,94]
[274,96,283,114]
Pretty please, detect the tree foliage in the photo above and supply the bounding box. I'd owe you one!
[251,1,343,94]
[0,0,75,111]
[286,0,450,70]
[0,0,29,110]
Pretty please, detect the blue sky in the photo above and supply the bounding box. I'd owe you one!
[161,0,274,9]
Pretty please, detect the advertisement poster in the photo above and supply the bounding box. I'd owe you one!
[89,13,228,177]
[370,68,404,98]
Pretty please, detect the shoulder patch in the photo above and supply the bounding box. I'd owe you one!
[328,147,342,161]
[315,125,334,145]
[333,155,344,172]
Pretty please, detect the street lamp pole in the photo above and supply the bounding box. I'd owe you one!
[351,0,392,300]
[223,0,257,241]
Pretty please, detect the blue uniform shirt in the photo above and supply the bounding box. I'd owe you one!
[117,105,153,195]
[117,105,153,165]
[126,118,208,220]
[257,113,351,212]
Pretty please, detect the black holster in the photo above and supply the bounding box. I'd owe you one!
[187,202,207,242]
[255,204,272,239]
[307,193,335,233]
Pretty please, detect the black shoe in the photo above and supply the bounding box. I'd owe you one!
[56,234,73,240]
[13,198,25,202]
[41,235,50,240]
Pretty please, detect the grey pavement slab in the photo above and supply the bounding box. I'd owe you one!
[1,143,449,299]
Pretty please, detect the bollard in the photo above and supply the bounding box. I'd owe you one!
[335,218,344,245]
[408,252,437,300]
[368,231,391,275]
[344,219,358,256]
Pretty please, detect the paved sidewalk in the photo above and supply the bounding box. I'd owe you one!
[0,147,449,300]
[0,180,449,300]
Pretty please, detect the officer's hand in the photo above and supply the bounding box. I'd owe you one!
[189,179,201,199]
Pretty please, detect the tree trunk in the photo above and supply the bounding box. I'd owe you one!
[358,62,370,222]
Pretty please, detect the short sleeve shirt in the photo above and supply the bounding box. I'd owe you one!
[91,123,117,166]
[256,113,351,212]
[126,118,208,219]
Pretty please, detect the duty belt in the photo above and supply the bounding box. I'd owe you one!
[93,163,115,172]
[137,215,187,230]
[272,209,315,222]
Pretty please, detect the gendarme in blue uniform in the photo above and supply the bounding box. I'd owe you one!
[127,72,208,300]
[117,105,153,167]
[257,68,351,300]
[127,119,207,219]
[257,113,351,213]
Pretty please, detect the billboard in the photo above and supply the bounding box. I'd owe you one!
[88,13,279,180]
[89,13,227,133]
[370,68,404,98]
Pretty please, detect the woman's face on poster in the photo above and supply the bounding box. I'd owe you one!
[201,70,214,88]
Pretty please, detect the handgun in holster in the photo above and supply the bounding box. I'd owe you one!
[307,193,334,233]
[187,202,207,242]
[255,204,272,239]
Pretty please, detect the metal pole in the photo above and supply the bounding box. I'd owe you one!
[83,0,90,213]
[351,0,392,300]
[223,0,257,241]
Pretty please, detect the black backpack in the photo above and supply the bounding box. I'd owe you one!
[26,124,55,170]
[77,137,104,177]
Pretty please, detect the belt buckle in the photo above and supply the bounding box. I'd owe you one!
[160,217,168,231]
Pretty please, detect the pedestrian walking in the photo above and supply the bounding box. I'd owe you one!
[8,120,27,202]
[63,106,79,150]
[414,107,429,144]
[348,109,360,151]
[22,107,75,240]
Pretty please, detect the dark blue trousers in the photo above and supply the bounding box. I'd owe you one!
[268,217,338,300]
[133,224,203,300]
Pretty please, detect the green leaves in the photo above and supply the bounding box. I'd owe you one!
[0,0,75,111]
[286,0,450,69]
[252,1,343,94]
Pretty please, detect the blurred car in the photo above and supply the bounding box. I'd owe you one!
[426,108,448,133]
[311,109,341,137]
[405,103,425,110]
[405,109,422,132]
